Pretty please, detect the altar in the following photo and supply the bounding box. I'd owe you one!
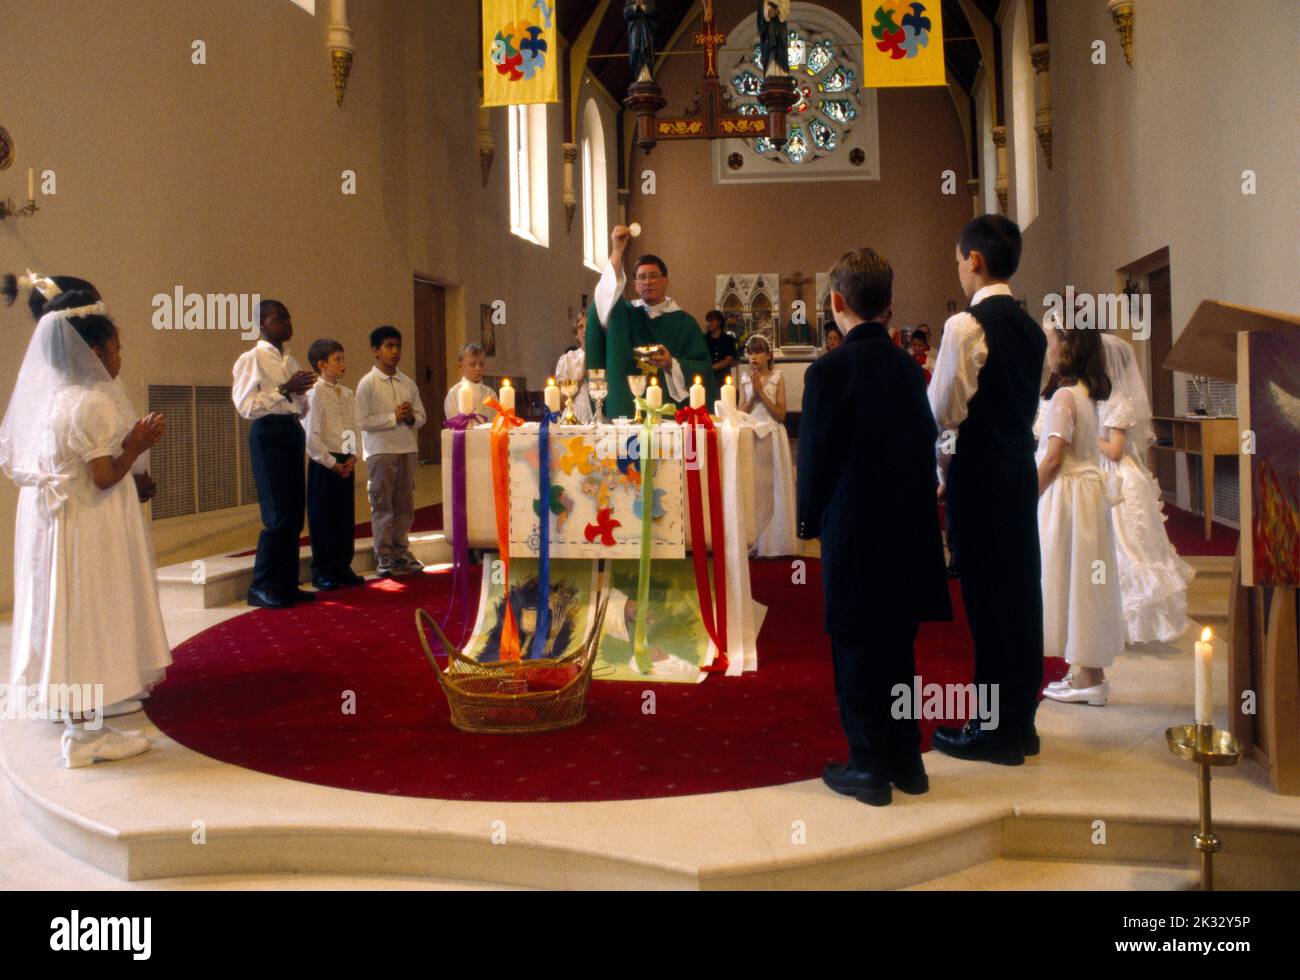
[440,421,773,681]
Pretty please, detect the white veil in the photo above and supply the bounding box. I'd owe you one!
[1100,332,1154,466]
[0,305,140,505]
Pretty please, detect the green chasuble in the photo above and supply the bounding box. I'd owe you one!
[585,299,718,420]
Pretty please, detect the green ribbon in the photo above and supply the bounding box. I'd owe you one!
[631,398,678,674]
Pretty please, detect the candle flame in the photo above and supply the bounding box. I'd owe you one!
[694,375,702,385]
[723,375,734,386]
[649,377,659,386]
[1201,627,1212,643]
[547,377,555,386]
[502,378,512,388]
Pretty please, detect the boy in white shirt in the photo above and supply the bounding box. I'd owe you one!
[231,300,317,608]
[302,338,364,590]
[443,342,495,420]
[356,325,426,576]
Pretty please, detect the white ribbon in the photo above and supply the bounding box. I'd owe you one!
[717,414,762,675]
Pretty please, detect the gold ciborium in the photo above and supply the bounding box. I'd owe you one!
[628,345,662,423]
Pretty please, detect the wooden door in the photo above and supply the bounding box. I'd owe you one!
[1148,265,1175,495]
[413,278,447,464]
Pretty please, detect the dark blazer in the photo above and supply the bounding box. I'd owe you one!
[796,322,952,636]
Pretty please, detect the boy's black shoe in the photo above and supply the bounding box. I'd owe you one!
[291,589,317,603]
[338,571,366,587]
[247,588,293,609]
[889,755,930,795]
[931,722,1025,766]
[312,578,342,592]
[1022,723,1041,757]
[822,762,892,807]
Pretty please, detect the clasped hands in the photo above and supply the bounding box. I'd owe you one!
[395,401,417,425]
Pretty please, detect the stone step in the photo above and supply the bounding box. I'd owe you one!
[911,858,1201,891]
[157,531,453,609]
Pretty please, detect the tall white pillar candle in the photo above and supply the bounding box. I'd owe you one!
[1194,627,1213,726]
[499,378,515,413]
[645,377,663,410]
[544,377,561,414]
[457,382,474,416]
[690,375,706,410]
[721,374,737,413]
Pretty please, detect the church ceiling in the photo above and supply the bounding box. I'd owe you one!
[560,1,995,100]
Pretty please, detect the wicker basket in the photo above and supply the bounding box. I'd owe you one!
[415,592,610,735]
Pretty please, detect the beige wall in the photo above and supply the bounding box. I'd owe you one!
[1011,0,1299,355]
[0,0,615,607]
[626,0,974,331]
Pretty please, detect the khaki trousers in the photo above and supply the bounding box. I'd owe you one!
[367,452,417,561]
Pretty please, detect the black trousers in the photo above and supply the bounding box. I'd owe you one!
[947,454,1044,735]
[830,618,921,774]
[307,453,356,582]
[249,415,306,597]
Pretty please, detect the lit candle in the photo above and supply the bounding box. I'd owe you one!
[544,376,561,414]
[457,382,474,416]
[499,378,515,413]
[646,376,663,410]
[1194,627,1213,726]
[721,374,737,412]
[27,167,34,203]
[690,374,706,410]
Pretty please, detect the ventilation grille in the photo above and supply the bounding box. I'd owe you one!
[1188,457,1241,526]
[1184,378,1238,416]
[147,385,260,519]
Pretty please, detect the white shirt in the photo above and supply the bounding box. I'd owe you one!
[443,378,496,422]
[301,377,357,468]
[593,258,689,402]
[231,340,308,420]
[928,283,1050,482]
[355,366,426,458]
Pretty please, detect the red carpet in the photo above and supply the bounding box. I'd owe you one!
[147,560,1067,803]
[230,503,443,558]
[1164,504,1239,558]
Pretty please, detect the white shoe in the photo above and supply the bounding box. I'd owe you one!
[1043,679,1109,706]
[61,725,150,769]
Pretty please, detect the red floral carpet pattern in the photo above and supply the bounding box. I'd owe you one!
[147,560,1067,802]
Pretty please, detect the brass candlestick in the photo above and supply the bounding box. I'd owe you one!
[1165,723,1242,891]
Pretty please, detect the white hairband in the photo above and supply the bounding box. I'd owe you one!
[58,302,108,318]
[20,269,61,301]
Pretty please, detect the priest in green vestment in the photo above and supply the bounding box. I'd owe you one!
[585,225,718,419]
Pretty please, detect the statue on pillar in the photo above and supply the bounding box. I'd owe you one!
[757,0,791,76]
[625,0,656,83]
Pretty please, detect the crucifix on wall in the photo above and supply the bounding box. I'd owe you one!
[780,270,815,348]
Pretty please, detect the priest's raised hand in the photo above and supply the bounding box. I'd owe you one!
[584,225,716,420]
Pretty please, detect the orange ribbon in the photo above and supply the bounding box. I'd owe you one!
[484,397,525,661]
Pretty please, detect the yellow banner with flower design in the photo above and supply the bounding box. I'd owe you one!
[861,1,947,88]
[483,0,560,106]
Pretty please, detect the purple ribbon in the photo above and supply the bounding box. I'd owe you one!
[442,412,485,647]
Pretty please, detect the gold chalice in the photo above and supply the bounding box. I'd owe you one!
[558,375,582,424]
[629,345,662,423]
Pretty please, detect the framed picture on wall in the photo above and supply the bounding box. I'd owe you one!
[480,303,497,357]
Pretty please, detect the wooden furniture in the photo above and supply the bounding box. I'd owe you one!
[1151,415,1238,540]
[1165,299,1300,795]
[1228,553,1300,795]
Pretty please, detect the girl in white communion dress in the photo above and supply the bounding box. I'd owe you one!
[1097,334,1194,644]
[739,334,797,557]
[0,293,171,767]
[1036,321,1126,706]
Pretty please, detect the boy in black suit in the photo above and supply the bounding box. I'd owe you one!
[929,215,1048,765]
[797,247,952,807]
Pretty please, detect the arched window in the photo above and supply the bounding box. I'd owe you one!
[1009,0,1037,226]
[581,99,608,272]
[717,2,879,183]
[510,103,550,247]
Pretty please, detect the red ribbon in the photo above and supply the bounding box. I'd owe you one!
[675,405,729,673]
[484,397,524,661]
